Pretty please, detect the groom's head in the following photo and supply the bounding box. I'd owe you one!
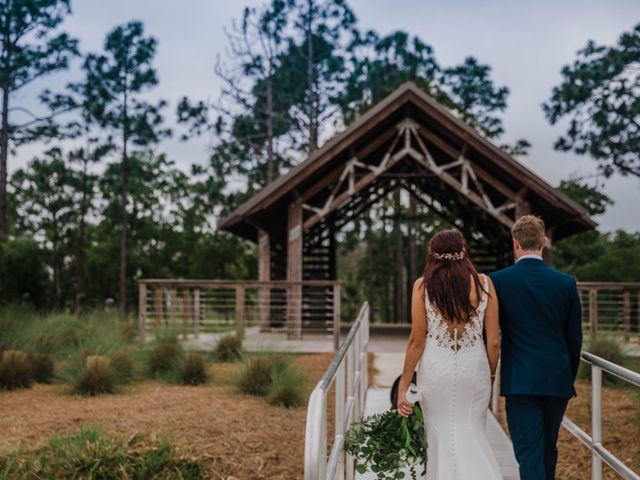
[511,215,547,259]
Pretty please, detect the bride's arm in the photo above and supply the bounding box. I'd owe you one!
[484,276,500,376]
[397,278,427,416]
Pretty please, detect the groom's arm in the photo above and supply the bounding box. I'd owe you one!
[565,277,583,381]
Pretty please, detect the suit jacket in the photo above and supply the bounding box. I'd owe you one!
[490,258,583,398]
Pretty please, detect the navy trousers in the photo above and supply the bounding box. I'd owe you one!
[505,395,569,480]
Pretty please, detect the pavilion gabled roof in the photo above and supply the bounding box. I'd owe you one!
[219,82,596,242]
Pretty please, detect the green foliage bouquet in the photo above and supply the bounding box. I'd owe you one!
[344,385,427,480]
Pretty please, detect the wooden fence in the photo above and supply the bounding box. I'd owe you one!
[577,282,640,342]
[138,279,341,348]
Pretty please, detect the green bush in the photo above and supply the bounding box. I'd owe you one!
[266,363,306,408]
[0,350,33,390]
[0,426,205,479]
[235,352,306,404]
[213,334,243,362]
[181,352,208,386]
[109,351,134,384]
[148,343,182,378]
[580,337,628,387]
[75,356,114,396]
[28,352,55,384]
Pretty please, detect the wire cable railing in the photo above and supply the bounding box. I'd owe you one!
[304,301,370,480]
[561,352,640,480]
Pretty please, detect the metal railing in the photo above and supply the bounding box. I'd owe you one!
[561,352,640,480]
[304,302,370,480]
[577,282,640,341]
[138,279,341,348]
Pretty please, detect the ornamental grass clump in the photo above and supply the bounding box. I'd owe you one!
[580,337,627,387]
[75,355,114,396]
[148,342,182,378]
[29,352,55,383]
[266,363,306,408]
[0,426,205,479]
[181,352,208,386]
[0,350,33,390]
[213,334,243,362]
[344,385,427,480]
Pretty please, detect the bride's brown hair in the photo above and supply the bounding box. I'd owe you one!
[422,229,484,323]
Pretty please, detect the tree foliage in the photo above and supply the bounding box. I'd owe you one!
[544,22,640,177]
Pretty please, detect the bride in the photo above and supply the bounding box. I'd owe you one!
[397,229,502,479]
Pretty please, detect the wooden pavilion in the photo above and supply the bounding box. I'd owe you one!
[218,82,596,338]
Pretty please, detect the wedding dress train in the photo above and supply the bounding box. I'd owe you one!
[416,274,502,480]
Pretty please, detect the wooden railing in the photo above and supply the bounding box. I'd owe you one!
[577,282,640,341]
[138,279,341,348]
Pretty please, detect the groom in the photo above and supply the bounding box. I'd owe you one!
[490,215,583,480]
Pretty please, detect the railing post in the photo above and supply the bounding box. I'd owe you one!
[193,288,201,337]
[138,282,147,342]
[236,285,245,340]
[335,361,345,480]
[623,291,631,342]
[592,365,602,480]
[154,286,163,328]
[589,288,598,340]
[333,283,341,351]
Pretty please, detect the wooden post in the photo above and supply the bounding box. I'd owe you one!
[258,229,271,332]
[182,289,191,339]
[138,282,147,342]
[589,288,598,340]
[194,288,201,337]
[168,287,177,327]
[235,285,245,339]
[333,283,341,351]
[623,290,631,342]
[154,287,163,328]
[287,198,303,340]
[515,188,530,218]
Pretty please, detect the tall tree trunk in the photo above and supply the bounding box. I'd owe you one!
[119,88,129,317]
[266,74,275,184]
[75,151,89,314]
[0,83,9,241]
[306,0,318,152]
[393,188,405,323]
[408,195,418,309]
[366,211,375,322]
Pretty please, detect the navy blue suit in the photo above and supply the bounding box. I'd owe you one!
[490,257,582,480]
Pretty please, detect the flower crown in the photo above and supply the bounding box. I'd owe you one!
[429,248,465,261]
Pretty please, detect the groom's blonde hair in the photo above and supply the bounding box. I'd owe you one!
[511,215,546,250]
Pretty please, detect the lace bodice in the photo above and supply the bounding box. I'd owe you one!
[425,274,489,351]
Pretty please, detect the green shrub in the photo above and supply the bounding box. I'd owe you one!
[75,356,114,396]
[148,343,182,377]
[181,352,208,386]
[0,350,33,390]
[236,353,292,397]
[213,334,243,362]
[0,426,205,479]
[580,337,628,387]
[109,351,134,384]
[29,352,55,384]
[266,364,306,408]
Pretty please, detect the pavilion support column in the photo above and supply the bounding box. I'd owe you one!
[258,229,271,332]
[515,189,531,219]
[287,198,303,339]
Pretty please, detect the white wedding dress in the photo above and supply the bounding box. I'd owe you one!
[416,274,502,480]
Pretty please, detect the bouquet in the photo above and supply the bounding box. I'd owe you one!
[344,384,427,480]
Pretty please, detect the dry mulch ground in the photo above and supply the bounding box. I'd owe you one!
[0,354,374,480]
[0,352,377,480]
[497,380,640,480]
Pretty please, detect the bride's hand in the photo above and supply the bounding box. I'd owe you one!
[397,392,413,417]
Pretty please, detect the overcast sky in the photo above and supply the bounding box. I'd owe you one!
[12,0,640,232]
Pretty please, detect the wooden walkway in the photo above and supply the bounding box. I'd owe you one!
[355,353,520,480]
